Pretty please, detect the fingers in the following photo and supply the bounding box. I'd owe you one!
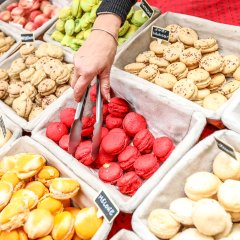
[99,72,111,102]
[71,68,78,89]
[74,74,93,102]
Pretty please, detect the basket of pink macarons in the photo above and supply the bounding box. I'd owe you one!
[32,71,206,213]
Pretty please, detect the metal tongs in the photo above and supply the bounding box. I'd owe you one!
[68,78,103,160]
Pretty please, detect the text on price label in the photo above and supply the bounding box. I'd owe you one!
[0,116,6,138]
[95,190,119,223]
[215,137,237,160]
[140,0,154,18]
[151,26,170,42]
[21,33,34,43]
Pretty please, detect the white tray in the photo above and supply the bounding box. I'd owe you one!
[0,111,22,153]
[132,129,239,240]
[43,3,161,54]
[114,12,240,122]
[32,69,206,213]
[0,40,74,132]
[110,230,141,240]
[0,0,70,38]
[0,136,112,240]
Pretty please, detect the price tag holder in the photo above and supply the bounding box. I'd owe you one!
[140,0,154,19]
[21,33,34,43]
[215,137,237,160]
[95,190,119,223]
[151,26,170,42]
[0,115,6,138]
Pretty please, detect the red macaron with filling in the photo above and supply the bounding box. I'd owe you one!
[153,136,175,163]
[95,147,115,168]
[108,97,130,118]
[117,171,142,196]
[46,122,69,143]
[118,146,140,171]
[81,116,95,137]
[100,127,109,140]
[123,112,147,137]
[133,129,154,154]
[134,154,160,179]
[105,114,123,130]
[75,141,94,166]
[60,108,76,128]
[59,134,70,151]
[98,162,123,184]
[101,128,129,155]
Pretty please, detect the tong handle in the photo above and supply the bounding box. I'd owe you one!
[95,78,103,122]
[74,85,90,120]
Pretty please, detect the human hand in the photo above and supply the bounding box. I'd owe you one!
[73,14,121,102]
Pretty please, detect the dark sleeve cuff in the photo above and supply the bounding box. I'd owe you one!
[96,0,137,23]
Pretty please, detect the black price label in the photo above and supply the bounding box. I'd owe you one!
[0,116,6,138]
[140,0,154,18]
[151,26,170,42]
[95,190,119,223]
[21,33,34,43]
[215,137,237,160]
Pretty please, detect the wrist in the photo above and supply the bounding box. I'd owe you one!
[93,14,122,38]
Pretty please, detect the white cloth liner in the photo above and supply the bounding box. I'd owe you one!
[0,136,111,240]
[222,93,240,134]
[132,129,239,240]
[110,230,141,240]
[0,40,74,132]
[114,12,240,121]
[32,69,206,213]
[0,24,21,63]
[43,3,161,54]
[0,0,69,38]
[0,111,22,153]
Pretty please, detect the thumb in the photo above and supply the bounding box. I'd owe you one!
[99,71,111,102]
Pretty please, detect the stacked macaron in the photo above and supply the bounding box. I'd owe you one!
[46,84,175,196]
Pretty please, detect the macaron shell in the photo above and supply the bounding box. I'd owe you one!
[60,108,76,128]
[106,114,123,130]
[118,146,140,171]
[46,122,69,143]
[108,97,130,118]
[75,141,94,166]
[134,154,160,179]
[123,112,147,137]
[117,171,142,196]
[133,129,154,153]
[98,162,123,184]
[153,136,175,158]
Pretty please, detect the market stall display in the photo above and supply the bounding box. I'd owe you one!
[132,130,240,240]
[0,112,22,151]
[0,41,73,131]
[0,136,111,239]
[44,2,160,52]
[114,12,240,124]
[110,229,141,240]
[0,0,69,38]
[32,71,206,213]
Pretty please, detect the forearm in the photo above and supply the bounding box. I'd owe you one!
[97,0,137,23]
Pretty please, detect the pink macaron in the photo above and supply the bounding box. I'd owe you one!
[123,112,147,137]
[59,134,70,151]
[75,141,94,166]
[46,122,69,143]
[105,114,123,130]
[95,147,115,168]
[108,97,130,118]
[98,162,123,184]
[153,136,175,163]
[134,154,160,179]
[117,171,142,196]
[60,108,76,128]
[133,129,154,154]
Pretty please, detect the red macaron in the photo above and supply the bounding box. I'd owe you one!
[101,127,109,140]
[108,97,130,118]
[90,83,107,103]
[59,134,70,151]
[98,162,123,184]
[92,103,109,120]
[105,114,123,130]
[118,146,140,171]
[153,136,175,163]
[75,141,94,166]
[81,116,95,137]
[101,128,129,155]
[133,129,154,154]
[117,171,142,196]
[123,112,147,137]
[46,122,69,143]
[95,148,115,168]
[134,154,160,179]
[60,108,76,128]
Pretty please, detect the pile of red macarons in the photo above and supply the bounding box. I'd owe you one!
[46,84,175,196]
